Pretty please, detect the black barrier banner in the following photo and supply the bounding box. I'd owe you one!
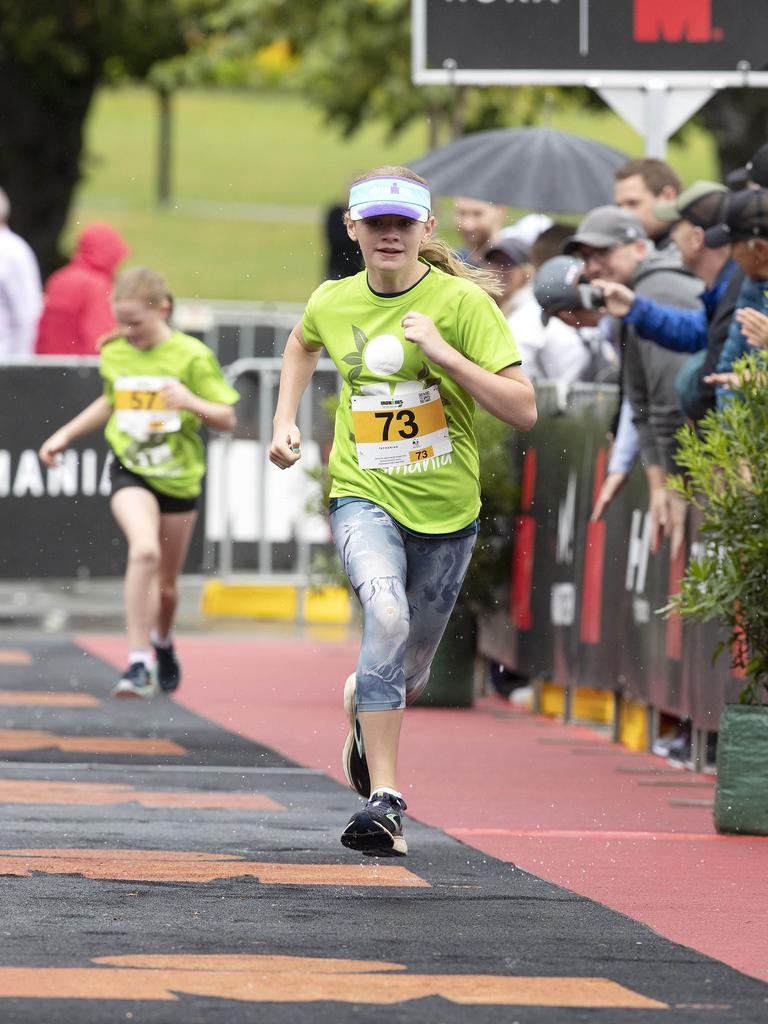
[0,362,204,578]
[484,383,742,730]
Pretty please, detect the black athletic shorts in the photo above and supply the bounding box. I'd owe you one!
[109,460,199,514]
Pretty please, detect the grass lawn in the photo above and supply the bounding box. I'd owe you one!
[70,87,718,301]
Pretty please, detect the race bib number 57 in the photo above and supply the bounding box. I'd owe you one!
[351,385,452,470]
[114,376,181,438]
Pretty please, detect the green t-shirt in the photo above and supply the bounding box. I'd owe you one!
[301,265,521,533]
[100,331,239,498]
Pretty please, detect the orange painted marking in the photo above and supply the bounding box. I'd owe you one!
[0,691,100,708]
[0,849,429,888]
[0,955,667,1007]
[0,780,284,811]
[0,730,185,756]
[0,651,32,666]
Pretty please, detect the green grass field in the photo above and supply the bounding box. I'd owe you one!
[71,87,718,301]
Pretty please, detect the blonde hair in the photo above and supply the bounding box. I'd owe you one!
[348,166,501,298]
[112,266,172,310]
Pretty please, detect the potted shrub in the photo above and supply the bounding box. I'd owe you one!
[666,353,768,835]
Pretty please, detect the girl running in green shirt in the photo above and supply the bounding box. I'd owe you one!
[269,167,536,857]
[39,267,239,699]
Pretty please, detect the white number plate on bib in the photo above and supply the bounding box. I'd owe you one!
[351,385,452,470]
[114,376,181,438]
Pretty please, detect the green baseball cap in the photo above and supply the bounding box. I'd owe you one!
[654,181,729,228]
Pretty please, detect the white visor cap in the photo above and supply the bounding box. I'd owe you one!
[348,177,431,222]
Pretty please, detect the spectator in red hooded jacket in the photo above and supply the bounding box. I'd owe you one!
[35,222,130,355]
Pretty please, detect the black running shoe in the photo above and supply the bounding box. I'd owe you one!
[342,672,370,797]
[152,642,181,693]
[112,662,159,700]
[341,791,407,857]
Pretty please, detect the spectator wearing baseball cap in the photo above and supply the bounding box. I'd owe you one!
[567,204,702,551]
[593,182,742,421]
[483,236,532,317]
[707,189,768,404]
[725,143,768,191]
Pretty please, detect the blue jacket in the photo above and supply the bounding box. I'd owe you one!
[624,259,738,354]
[715,275,768,406]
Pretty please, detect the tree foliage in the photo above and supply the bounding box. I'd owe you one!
[666,354,768,704]
[0,0,223,273]
[212,0,590,144]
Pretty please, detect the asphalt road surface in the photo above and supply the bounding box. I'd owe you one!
[0,637,765,1023]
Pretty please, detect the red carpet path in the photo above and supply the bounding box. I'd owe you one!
[79,632,768,985]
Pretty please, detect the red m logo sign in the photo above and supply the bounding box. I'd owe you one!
[634,0,722,43]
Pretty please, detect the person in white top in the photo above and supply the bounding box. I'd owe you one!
[484,233,612,402]
[0,187,43,357]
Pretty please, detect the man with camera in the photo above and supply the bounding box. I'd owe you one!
[592,182,742,424]
[562,206,702,555]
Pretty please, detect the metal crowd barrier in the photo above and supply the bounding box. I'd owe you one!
[476,381,740,761]
[1,346,741,752]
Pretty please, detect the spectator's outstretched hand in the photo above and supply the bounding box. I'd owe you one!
[736,307,768,348]
[590,471,626,521]
[649,485,669,555]
[648,487,687,557]
[591,279,634,318]
[703,371,739,390]
[667,492,687,560]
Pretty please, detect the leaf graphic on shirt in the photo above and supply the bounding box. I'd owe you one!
[342,353,363,366]
[352,325,368,354]
[418,361,441,390]
[348,365,362,384]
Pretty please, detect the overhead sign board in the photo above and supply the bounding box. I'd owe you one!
[412,0,768,87]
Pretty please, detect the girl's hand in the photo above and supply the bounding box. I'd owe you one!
[736,306,768,348]
[269,424,302,470]
[160,380,196,411]
[38,429,71,467]
[402,312,455,367]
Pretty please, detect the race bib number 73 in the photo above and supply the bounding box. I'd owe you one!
[351,385,452,470]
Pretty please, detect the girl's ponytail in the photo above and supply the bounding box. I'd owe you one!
[418,238,502,298]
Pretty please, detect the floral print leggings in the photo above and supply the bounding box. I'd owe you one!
[330,499,476,711]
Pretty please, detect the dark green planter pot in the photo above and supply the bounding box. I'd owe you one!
[415,607,476,708]
[714,703,768,835]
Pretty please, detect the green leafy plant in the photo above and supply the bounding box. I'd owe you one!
[665,353,768,704]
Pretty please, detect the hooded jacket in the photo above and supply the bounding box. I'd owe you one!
[620,246,702,474]
[35,223,129,355]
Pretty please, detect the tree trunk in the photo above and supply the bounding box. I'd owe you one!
[0,60,97,279]
[699,89,768,179]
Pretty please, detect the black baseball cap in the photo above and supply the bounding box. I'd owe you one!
[726,143,768,190]
[705,188,768,248]
[654,181,729,229]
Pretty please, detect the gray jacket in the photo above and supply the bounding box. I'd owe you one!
[622,247,702,473]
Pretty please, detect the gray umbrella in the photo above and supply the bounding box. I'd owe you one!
[410,126,630,215]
